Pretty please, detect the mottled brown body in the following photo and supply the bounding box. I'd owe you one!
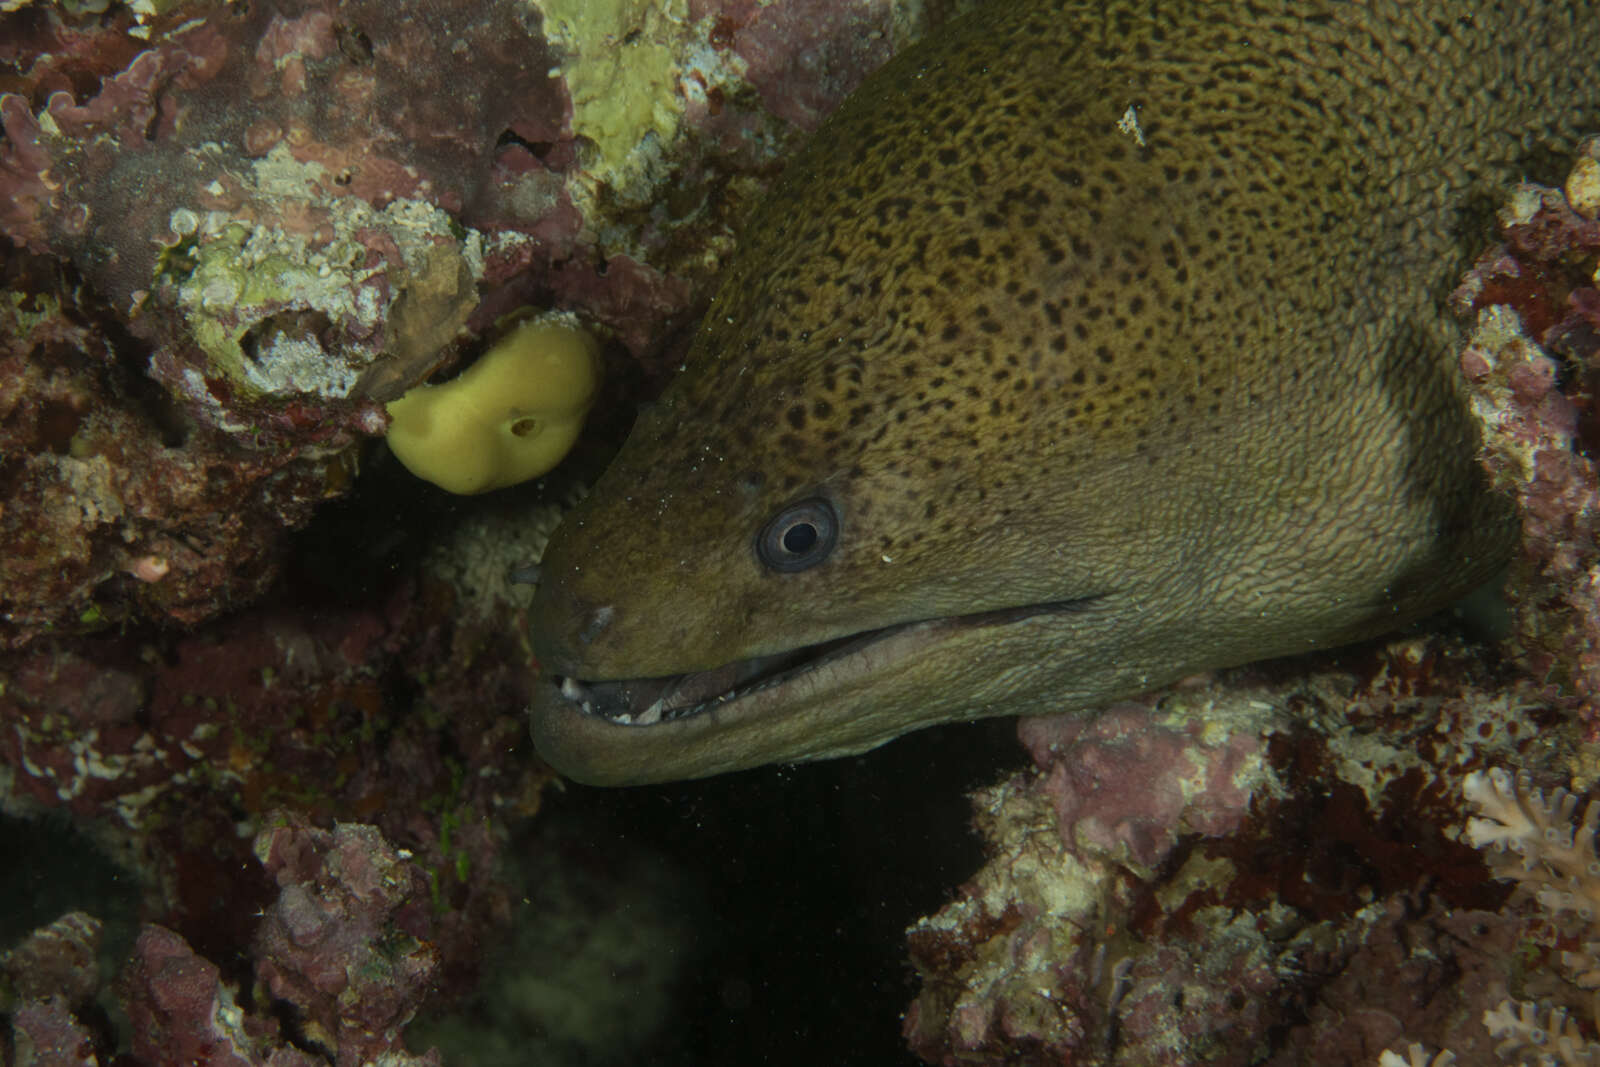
[531,0,1598,785]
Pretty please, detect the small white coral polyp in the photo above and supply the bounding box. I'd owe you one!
[1377,1043,1456,1067]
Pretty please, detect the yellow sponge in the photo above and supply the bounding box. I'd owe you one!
[386,313,601,494]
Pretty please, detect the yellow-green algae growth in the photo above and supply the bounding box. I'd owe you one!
[156,144,485,401]
[533,0,696,209]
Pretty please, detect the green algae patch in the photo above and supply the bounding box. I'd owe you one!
[3,290,64,340]
[535,0,690,206]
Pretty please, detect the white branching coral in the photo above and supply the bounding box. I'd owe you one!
[1459,767,1600,1066]
[1483,1001,1600,1067]
[1463,766,1600,986]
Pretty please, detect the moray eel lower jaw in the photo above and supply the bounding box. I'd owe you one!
[531,595,1109,786]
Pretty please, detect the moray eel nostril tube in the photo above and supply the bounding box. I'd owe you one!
[528,0,1598,786]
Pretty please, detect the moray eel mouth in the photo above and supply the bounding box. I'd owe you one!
[534,596,1103,784]
[554,626,892,728]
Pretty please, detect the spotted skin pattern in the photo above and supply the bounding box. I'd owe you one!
[530,1,1598,785]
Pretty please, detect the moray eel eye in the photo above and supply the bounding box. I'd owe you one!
[756,497,838,572]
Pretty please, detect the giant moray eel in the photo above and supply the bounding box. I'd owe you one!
[529,0,1600,785]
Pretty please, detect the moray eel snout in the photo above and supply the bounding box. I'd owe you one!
[529,0,1592,785]
[533,480,1124,786]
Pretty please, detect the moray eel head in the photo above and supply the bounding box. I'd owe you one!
[531,348,1130,784]
[530,0,1525,785]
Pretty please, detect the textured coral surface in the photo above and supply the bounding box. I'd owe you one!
[906,651,1541,1065]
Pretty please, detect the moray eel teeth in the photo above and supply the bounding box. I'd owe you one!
[550,595,1106,728]
[534,595,1115,784]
